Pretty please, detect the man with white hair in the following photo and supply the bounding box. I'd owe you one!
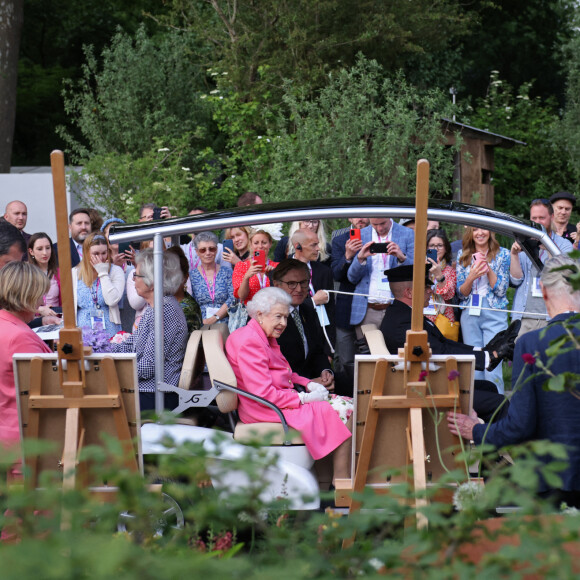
[448,255,580,507]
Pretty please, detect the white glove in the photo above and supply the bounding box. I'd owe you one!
[299,389,329,404]
[93,262,110,277]
[306,382,328,394]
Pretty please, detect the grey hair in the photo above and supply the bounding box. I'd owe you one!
[193,231,219,249]
[246,287,291,319]
[540,254,580,308]
[135,248,185,296]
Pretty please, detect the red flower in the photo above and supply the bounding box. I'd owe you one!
[448,369,460,381]
[419,370,429,381]
[522,353,536,365]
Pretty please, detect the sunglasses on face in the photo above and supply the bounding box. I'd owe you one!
[198,247,218,254]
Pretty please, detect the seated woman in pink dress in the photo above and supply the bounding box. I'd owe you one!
[226,287,353,484]
[0,262,52,453]
[28,232,61,317]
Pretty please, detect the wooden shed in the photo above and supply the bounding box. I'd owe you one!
[442,118,526,209]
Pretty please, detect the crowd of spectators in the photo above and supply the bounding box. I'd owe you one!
[0,190,579,502]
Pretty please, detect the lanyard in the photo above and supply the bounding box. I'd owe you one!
[307,263,315,297]
[200,266,217,302]
[90,278,101,308]
[378,231,392,269]
[257,260,270,289]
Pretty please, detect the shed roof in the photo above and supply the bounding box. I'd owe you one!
[442,118,527,149]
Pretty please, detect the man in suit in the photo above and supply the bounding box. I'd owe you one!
[291,228,335,351]
[53,208,92,267]
[379,265,518,422]
[272,259,334,387]
[347,218,414,338]
[2,200,31,255]
[449,255,580,507]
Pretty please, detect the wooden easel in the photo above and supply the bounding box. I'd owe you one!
[338,160,466,541]
[16,151,140,494]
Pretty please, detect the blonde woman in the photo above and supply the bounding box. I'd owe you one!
[73,232,124,337]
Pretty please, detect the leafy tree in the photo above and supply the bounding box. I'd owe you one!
[262,57,459,202]
[59,26,219,217]
[465,71,569,218]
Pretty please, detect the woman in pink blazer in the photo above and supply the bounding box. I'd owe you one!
[226,287,352,484]
[0,262,52,450]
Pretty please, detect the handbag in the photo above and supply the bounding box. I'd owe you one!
[435,313,460,342]
[228,302,248,333]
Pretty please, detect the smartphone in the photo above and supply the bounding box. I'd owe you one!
[349,228,361,241]
[369,242,389,254]
[253,250,266,271]
[118,241,134,254]
[152,206,162,220]
[426,248,438,263]
[223,239,234,253]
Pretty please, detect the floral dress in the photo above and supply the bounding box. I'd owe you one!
[77,278,122,338]
[426,263,457,324]
[190,266,235,320]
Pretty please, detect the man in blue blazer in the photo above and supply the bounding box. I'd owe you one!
[448,255,580,507]
[347,218,414,337]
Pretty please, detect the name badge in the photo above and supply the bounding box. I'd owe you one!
[469,293,481,317]
[90,308,105,330]
[423,300,437,316]
[532,276,543,298]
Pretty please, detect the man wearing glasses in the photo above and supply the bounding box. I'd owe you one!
[272,259,334,388]
[510,198,573,336]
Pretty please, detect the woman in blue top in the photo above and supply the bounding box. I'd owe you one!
[456,227,510,393]
[73,232,125,338]
[189,231,234,326]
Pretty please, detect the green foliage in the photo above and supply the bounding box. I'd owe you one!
[561,32,580,192]
[264,57,460,202]
[59,26,212,162]
[465,71,569,216]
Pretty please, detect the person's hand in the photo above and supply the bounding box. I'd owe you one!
[41,315,62,326]
[90,253,107,266]
[38,305,57,318]
[468,258,488,281]
[387,241,405,262]
[245,259,264,278]
[112,253,127,267]
[299,389,329,404]
[428,257,443,281]
[357,240,374,262]
[125,247,136,265]
[160,206,172,219]
[447,410,480,440]
[484,319,521,370]
[92,261,110,277]
[310,370,334,388]
[306,381,329,395]
[203,317,217,326]
[222,248,241,265]
[511,241,522,255]
[265,263,276,273]
[312,289,329,306]
[345,237,363,261]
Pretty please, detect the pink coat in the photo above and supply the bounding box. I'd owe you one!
[0,310,51,447]
[226,319,350,460]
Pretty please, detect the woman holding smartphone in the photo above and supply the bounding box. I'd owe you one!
[456,227,510,393]
[27,232,61,317]
[222,226,252,266]
[233,228,279,304]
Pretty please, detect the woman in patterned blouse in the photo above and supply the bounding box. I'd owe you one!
[188,231,234,326]
[425,229,457,324]
[112,249,188,412]
[456,227,510,393]
[232,228,279,304]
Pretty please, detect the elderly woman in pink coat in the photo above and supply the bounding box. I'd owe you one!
[226,287,353,484]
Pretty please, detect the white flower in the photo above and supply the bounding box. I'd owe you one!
[157,148,170,152]
[222,72,228,75]
[182,167,191,171]
[452,481,484,511]
[368,558,384,572]
[257,136,263,139]
[210,72,219,76]
[219,96,223,99]
[210,89,220,94]
[266,138,271,143]
[200,95,207,99]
